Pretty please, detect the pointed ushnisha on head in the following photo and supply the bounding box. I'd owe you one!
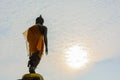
[36,15,44,25]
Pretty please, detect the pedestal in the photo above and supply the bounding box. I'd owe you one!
[21,73,44,80]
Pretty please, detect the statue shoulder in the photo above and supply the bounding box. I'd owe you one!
[29,24,38,30]
[43,26,47,30]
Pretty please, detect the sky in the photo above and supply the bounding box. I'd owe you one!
[0,0,120,80]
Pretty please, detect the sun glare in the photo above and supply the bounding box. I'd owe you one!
[65,45,88,69]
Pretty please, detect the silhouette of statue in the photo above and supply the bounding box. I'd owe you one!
[23,15,48,73]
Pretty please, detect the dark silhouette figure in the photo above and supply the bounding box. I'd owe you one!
[23,15,48,73]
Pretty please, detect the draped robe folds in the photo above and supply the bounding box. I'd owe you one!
[23,24,44,59]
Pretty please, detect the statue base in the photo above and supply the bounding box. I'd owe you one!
[20,73,44,80]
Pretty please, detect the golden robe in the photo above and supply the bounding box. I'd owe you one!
[23,24,44,58]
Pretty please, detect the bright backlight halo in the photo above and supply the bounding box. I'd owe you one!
[65,45,88,69]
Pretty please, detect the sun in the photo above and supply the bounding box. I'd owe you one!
[65,45,88,69]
